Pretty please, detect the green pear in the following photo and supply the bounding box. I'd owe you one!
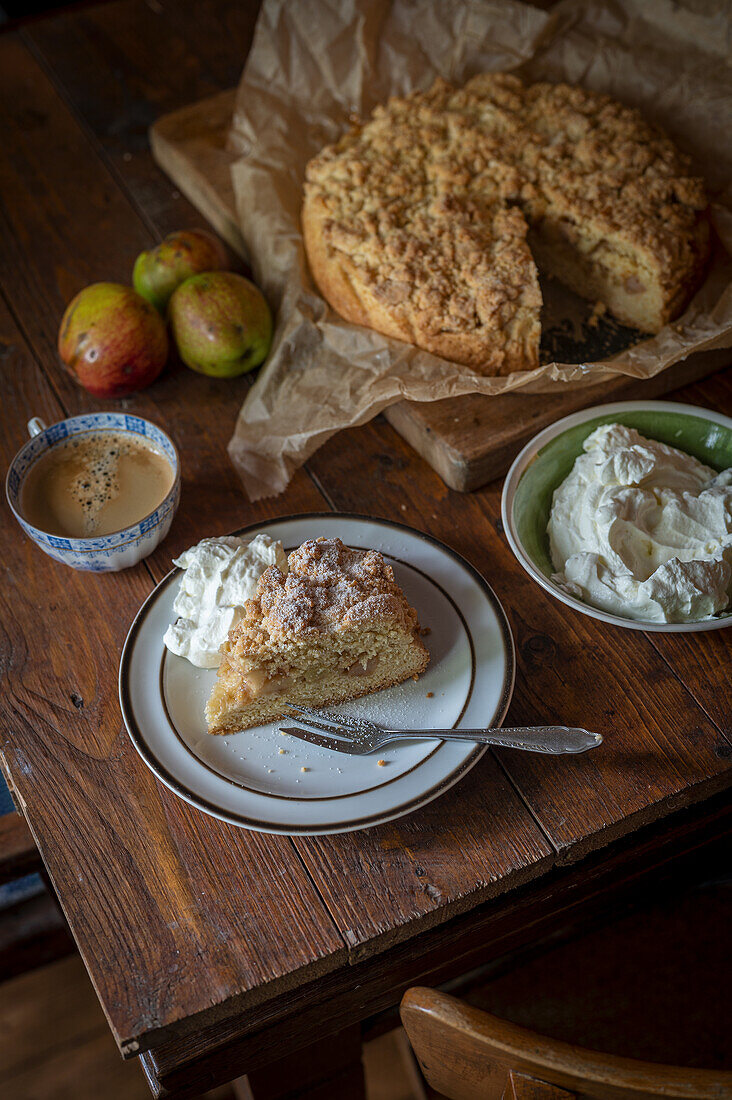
[133,229,228,314]
[169,272,273,378]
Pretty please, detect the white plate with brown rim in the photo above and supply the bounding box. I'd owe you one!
[119,514,515,835]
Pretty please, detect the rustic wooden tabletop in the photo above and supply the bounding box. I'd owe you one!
[1,2,730,1098]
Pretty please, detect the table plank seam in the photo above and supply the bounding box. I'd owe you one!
[18,26,169,249]
[489,750,560,855]
[3,9,730,1073]
[303,466,340,513]
[12,30,188,583]
[287,844,351,950]
[0,275,73,426]
[644,635,732,748]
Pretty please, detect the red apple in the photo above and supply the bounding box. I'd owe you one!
[58,283,168,398]
[133,229,229,314]
[169,272,273,378]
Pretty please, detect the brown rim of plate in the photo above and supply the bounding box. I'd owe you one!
[118,512,515,834]
[158,553,476,801]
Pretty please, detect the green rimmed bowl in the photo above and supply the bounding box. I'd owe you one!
[501,400,732,633]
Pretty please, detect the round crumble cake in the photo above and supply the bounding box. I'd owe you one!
[302,74,710,375]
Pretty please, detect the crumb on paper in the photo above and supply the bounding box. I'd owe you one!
[267,768,274,773]
[588,300,607,328]
[426,691,434,698]
[278,748,286,755]
[377,759,387,767]
[280,730,288,736]
[301,766,308,773]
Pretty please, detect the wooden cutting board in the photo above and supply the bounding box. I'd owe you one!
[150,90,731,491]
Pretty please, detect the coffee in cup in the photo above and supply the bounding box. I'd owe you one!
[20,431,175,538]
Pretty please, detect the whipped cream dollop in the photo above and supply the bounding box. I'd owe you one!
[164,533,288,667]
[547,424,732,623]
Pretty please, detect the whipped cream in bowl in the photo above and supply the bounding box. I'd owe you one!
[501,401,732,632]
[548,424,731,623]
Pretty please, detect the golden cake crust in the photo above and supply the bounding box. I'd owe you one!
[303,74,710,369]
[206,538,430,735]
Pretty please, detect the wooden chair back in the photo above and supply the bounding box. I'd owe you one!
[400,987,732,1100]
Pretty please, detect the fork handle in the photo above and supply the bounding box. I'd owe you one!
[389,726,602,754]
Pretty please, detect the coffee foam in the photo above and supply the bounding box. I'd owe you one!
[62,434,145,532]
[21,430,174,539]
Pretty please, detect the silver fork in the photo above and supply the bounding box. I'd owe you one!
[279,704,602,756]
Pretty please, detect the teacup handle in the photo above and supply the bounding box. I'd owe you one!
[28,418,47,438]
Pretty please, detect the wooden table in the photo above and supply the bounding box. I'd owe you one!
[1,3,730,1097]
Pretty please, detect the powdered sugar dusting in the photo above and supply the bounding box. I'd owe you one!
[248,537,418,638]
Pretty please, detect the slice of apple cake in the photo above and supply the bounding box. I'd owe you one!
[206,537,429,734]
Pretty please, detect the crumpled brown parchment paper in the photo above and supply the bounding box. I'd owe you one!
[227,0,732,500]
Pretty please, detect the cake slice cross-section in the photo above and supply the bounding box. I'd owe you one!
[205,537,430,735]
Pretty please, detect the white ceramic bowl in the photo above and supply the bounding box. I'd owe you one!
[6,412,180,572]
[501,400,732,633]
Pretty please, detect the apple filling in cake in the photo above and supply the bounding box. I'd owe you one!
[205,537,429,735]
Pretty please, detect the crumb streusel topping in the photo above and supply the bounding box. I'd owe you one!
[303,73,708,368]
[231,537,418,644]
[207,537,430,734]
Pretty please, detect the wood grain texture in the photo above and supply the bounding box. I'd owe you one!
[0,812,42,886]
[292,756,553,960]
[150,90,246,258]
[24,0,259,243]
[305,412,732,864]
[2,0,731,1092]
[506,1074,574,1100]
[144,87,731,492]
[139,796,730,1097]
[0,213,344,1056]
[0,29,324,575]
[400,988,732,1099]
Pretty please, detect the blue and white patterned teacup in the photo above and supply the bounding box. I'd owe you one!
[6,412,180,572]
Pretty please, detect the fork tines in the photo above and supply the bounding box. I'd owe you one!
[278,726,359,753]
[282,703,381,737]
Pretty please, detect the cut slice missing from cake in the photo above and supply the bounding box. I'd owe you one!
[205,537,430,735]
[303,73,710,366]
